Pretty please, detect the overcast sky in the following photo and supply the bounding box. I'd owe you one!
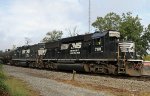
[0,0,150,50]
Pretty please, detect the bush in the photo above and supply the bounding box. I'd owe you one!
[0,64,6,79]
[0,64,9,93]
[0,80,8,91]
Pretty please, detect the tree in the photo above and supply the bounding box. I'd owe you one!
[92,12,150,56]
[119,12,143,40]
[119,12,144,56]
[42,30,63,43]
[66,26,79,37]
[12,45,16,50]
[25,37,32,45]
[92,12,121,31]
[140,24,150,55]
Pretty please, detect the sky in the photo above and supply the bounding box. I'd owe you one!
[0,0,150,50]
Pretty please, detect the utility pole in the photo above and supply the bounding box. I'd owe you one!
[88,0,91,33]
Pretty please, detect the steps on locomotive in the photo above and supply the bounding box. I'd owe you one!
[118,68,126,74]
[118,60,126,74]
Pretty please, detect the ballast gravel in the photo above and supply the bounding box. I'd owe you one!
[4,65,150,96]
[3,65,112,96]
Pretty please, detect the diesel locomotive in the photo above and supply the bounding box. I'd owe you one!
[8,30,143,76]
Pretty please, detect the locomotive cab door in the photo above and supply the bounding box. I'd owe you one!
[91,37,104,59]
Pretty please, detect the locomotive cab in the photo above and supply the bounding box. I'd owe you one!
[91,30,143,76]
[91,30,120,59]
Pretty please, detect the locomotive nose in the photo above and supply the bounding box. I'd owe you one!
[119,42,135,53]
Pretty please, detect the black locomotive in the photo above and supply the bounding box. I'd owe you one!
[8,30,143,76]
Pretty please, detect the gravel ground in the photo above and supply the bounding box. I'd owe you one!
[3,65,112,96]
[3,65,150,96]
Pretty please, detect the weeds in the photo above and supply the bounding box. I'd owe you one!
[0,64,38,96]
[0,64,9,95]
[5,77,29,96]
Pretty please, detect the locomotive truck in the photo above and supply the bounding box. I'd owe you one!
[9,30,143,76]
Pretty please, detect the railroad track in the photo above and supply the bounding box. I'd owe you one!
[7,64,150,82]
[96,74,150,82]
[54,69,150,82]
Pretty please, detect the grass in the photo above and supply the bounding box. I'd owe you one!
[5,76,38,96]
[0,64,39,96]
[143,55,150,61]
[137,92,150,96]
[5,77,29,96]
[0,64,9,96]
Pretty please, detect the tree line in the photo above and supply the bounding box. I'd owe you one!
[39,12,150,56]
